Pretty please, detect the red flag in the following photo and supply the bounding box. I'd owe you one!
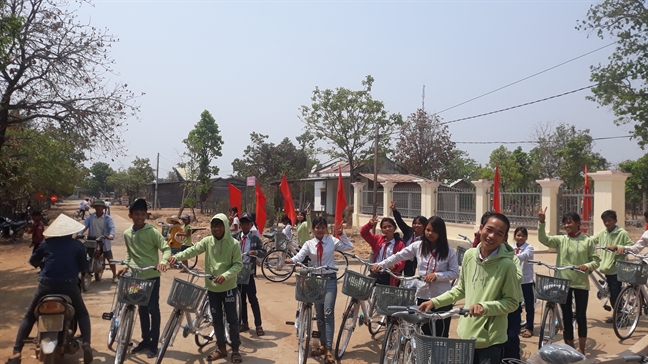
[335,167,347,237]
[228,183,242,217]
[582,164,592,233]
[493,165,501,213]
[255,182,267,231]
[279,173,297,226]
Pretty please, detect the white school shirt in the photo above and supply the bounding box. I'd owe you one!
[291,235,354,274]
[511,242,534,284]
[406,235,422,248]
[377,238,396,263]
[240,233,252,263]
[283,224,293,241]
[250,226,262,240]
[230,217,241,233]
[627,230,648,262]
[379,241,460,300]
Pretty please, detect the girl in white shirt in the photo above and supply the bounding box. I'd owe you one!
[285,216,353,364]
[512,227,535,338]
[372,216,459,337]
[281,215,293,241]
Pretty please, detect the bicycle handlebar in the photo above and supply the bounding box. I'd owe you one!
[596,246,616,254]
[458,234,470,242]
[173,262,216,280]
[528,260,586,273]
[623,356,647,363]
[625,251,648,260]
[339,251,423,281]
[292,261,339,272]
[387,306,470,320]
[110,260,157,272]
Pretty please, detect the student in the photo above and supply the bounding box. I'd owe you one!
[361,216,405,286]
[472,211,494,248]
[170,214,243,363]
[281,215,293,241]
[29,210,45,253]
[284,216,353,364]
[173,214,193,268]
[613,211,648,256]
[229,206,241,237]
[296,209,312,246]
[589,210,634,322]
[117,199,170,358]
[79,200,117,282]
[389,201,427,277]
[511,227,535,338]
[165,216,184,254]
[372,216,459,337]
[538,208,600,355]
[237,212,267,336]
[419,213,521,364]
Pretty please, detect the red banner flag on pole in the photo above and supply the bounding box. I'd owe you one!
[493,165,501,213]
[279,173,297,226]
[583,164,592,233]
[335,167,347,237]
[228,183,242,217]
[255,182,267,231]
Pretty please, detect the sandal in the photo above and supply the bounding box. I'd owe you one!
[231,351,242,363]
[255,326,265,336]
[520,328,533,338]
[325,350,335,364]
[207,348,228,361]
[311,345,326,357]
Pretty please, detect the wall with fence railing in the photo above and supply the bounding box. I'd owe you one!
[435,186,476,224]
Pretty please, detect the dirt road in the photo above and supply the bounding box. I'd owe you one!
[1,203,646,363]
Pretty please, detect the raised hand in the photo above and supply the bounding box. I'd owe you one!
[538,207,547,223]
[369,216,378,227]
[390,201,396,211]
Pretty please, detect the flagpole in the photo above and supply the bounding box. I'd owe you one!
[372,124,379,233]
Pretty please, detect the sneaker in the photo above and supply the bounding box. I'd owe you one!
[131,341,150,354]
[82,344,93,364]
[146,349,158,359]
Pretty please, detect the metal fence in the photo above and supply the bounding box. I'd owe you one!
[435,186,476,224]
[557,188,594,235]
[392,186,422,219]
[361,187,384,216]
[498,189,542,229]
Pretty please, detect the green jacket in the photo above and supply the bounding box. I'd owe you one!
[296,215,311,246]
[589,227,634,275]
[431,243,521,349]
[538,223,600,290]
[174,214,243,293]
[124,223,171,279]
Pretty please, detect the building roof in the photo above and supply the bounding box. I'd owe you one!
[359,173,431,183]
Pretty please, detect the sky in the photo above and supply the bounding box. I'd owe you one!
[79,0,645,180]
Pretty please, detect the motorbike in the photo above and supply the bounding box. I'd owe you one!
[77,236,106,292]
[32,294,80,363]
[0,216,28,241]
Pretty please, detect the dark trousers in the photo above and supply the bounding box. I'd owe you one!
[522,283,535,330]
[403,258,417,277]
[473,343,504,364]
[209,288,241,349]
[560,288,588,341]
[504,304,522,359]
[370,271,391,286]
[13,281,91,353]
[137,277,161,350]
[239,276,262,327]
[606,274,622,308]
[416,298,452,337]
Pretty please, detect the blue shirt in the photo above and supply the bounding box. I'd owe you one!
[30,236,88,284]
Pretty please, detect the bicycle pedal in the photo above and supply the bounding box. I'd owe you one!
[603,305,611,312]
[285,321,295,325]
[312,331,321,338]
[598,280,606,285]
[101,312,113,320]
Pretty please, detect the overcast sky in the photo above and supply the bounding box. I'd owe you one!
[82,0,645,180]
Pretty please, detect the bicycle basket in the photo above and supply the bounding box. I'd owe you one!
[295,275,328,304]
[237,262,254,285]
[83,240,97,249]
[414,332,476,364]
[535,274,571,304]
[456,246,467,266]
[161,225,170,238]
[274,232,289,251]
[341,270,376,301]
[374,284,417,316]
[117,276,155,306]
[167,277,207,312]
[617,260,648,285]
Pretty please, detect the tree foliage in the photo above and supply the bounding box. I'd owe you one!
[392,109,455,180]
[1,0,139,153]
[300,75,403,182]
[84,161,115,196]
[438,149,482,182]
[480,146,538,190]
[107,157,154,199]
[619,153,648,203]
[578,0,648,148]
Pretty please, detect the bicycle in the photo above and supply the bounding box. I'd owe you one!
[77,235,108,292]
[102,260,157,364]
[284,262,338,364]
[590,246,614,311]
[612,251,648,340]
[158,221,200,269]
[623,355,648,363]
[528,260,586,349]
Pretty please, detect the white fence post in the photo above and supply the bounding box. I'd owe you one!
[589,171,631,233]
[472,179,493,231]
[418,181,441,217]
[381,182,396,217]
[351,182,366,227]
[535,178,563,238]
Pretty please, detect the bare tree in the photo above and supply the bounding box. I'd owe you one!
[1,0,139,154]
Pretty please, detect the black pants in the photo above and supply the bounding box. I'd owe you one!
[416,298,452,337]
[137,277,161,350]
[521,283,535,330]
[239,275,262,328]
[403,258,417,277]
[370,271,391,286]
[473,343,504,364]
[209,288,241,349]
[560,288,588,340]
[606,274,622,308]
[13,281,91,353]
[504,304,522,359]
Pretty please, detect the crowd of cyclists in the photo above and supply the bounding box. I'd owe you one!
[6,197,648,364]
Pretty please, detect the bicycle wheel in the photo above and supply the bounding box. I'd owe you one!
[335,299,359,359]
[368,289,384,336]
[80,272,91,292]
[194,299,214,348]
[114,306,135,364]
[107,301,124,349]
[156,309,182,364]
[334,250,349,281]
[379,320,400,364]
[538,303,557,349]
[297,304,312,364]
[613,286,641,340]
[261,249,294,282]
[400,336,415,364]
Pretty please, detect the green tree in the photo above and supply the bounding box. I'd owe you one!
[0,0,22,68]
[480,146,538,190]
[84,162,115,196]
[107,157,154,199]
[578,1,648,148]
[619,153,648,203]
[555,135,608,189]
[300,75,403,185]
[183,110,223,210]
[438,149,481,183]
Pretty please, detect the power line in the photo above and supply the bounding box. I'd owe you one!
[436,41,618,114]
[454,135,632,144]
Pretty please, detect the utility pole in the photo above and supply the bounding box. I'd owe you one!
[154,152,159,210]
[372,123,379,232]
[422,85,425,111]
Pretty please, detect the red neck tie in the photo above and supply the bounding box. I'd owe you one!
[515,247,520,254]
[317,241,324,267]
[381,242,389,262]
[241,235,247,254]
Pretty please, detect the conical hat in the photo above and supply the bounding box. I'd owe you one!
[166,216,181,224]
[44,214,86,238]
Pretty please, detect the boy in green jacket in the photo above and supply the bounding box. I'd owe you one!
[589,210,633,322]
[419,213,520,364]
[538,208,600,355]
[169,213,243,363]
[117,199,171,358]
